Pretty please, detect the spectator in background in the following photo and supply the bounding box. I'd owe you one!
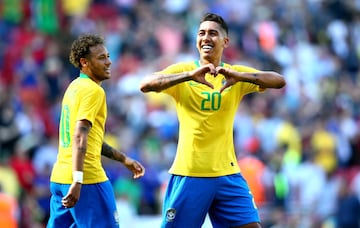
[0,86,21,159]
[335,177,360,228]
[237,137,267,208]
[0,184,19,228]
[0,158,20,200]
[9,138,36,195]
[140,13,285,228]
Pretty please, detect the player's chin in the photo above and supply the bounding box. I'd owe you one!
[201,50,210,55]
[201,51,213,59]
[103,72,111,79]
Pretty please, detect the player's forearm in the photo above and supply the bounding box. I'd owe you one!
[101,142,126,163]
[237,71,286,89]
[72,121,90,172]
[139,72,191,92]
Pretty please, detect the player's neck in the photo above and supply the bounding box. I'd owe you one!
[199,58,222,67]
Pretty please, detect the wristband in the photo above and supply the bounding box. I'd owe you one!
[73,171,83,184]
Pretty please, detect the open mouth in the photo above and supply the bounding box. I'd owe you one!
[202,45,213,51]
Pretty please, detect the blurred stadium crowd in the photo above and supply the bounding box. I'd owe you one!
[1,0,360,227]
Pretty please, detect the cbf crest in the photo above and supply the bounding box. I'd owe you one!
[166,208,176,222]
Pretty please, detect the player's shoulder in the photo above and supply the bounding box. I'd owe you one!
[222,62,259,72]
[69,76,104,95]
[162,61,197,73]
[173,61,197,68]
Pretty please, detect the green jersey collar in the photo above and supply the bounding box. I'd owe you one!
[194,60,224,67]
[79,72,90,79]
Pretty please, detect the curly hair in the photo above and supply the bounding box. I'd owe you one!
[69,34,105,69]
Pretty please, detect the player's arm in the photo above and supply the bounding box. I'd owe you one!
[139,64,216,93]
[101,142,145,179]
[217,67,286,93]
[62,119,91,208]
[72,119,91,175]
[238,71,285,89]
[139,72,192,92]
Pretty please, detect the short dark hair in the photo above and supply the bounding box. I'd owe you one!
[69,34,105,69]
[200,13,228,35]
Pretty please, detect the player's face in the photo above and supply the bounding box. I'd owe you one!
[83,44,112,83]
[196,21,229,62]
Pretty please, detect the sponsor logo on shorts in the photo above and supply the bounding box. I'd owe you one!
[166,208,176,222]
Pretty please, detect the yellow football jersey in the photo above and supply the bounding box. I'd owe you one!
[50,73,108,184]
[159,61,261,177]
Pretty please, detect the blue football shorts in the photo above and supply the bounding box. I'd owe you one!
[47,180,119,228]
[161,173,260,228]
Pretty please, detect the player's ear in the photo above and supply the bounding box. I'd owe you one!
[223,37,229,48]
[80,58,87,68]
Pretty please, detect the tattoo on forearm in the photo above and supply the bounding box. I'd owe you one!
[101,143,114,159]
[80,125,90,132]
[155,74,185,90]
[157,77,174,90]
[251,73,260,84]
[159,78,166,86]
[101,143,126,162]
[78,146,86,153]
[75,125,89,153]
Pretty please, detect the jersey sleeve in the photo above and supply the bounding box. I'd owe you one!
[231,64,264,94]
[76,86,104,126]
[157,62,195,98]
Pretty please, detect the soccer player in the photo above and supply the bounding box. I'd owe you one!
[47,34,145,228]
[139,13,286,228]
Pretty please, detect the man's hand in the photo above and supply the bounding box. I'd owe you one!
[62,182,82,208]
[190,63,217,89]
[215,66,237,93]
[123,157,145,179]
